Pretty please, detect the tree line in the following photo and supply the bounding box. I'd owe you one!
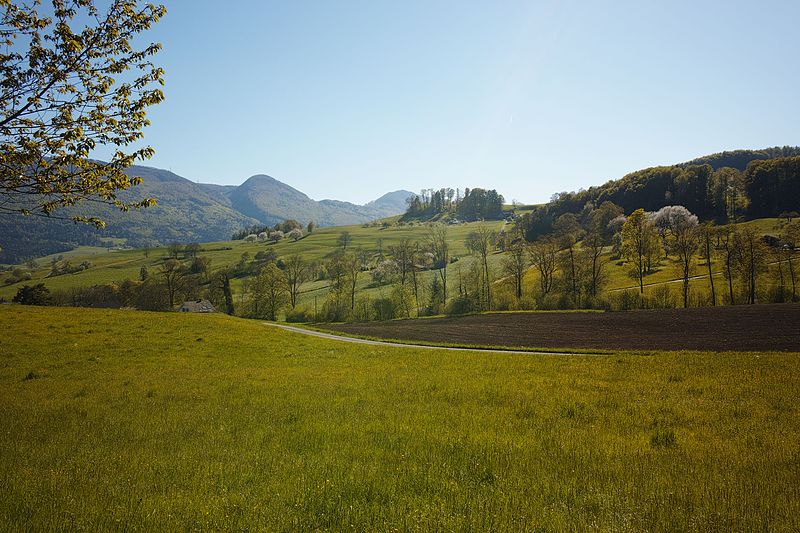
[519,156,800,241]
[403,187,505,221]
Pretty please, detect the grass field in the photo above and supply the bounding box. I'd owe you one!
[1,305,799,530]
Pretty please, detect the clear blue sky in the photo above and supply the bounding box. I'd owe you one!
[123,0,800,204]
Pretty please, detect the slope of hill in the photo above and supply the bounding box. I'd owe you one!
[0,165,413,263]
[680,146,800,171]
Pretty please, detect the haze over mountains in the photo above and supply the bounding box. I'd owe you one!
[0,165,413,263]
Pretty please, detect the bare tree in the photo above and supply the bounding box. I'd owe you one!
[582,230,608,300]
[284,254,310,308]
[249,263,289,320]
[465,224,497,309]
[734,226,769,304]
[160,258,186,309]
[699,222,717,306]
[554,214,584,306]
[337,231,352,251]
[426,224,449,307]
[528,236,558,296]
[782,222,799,301]
[502,241,528,301]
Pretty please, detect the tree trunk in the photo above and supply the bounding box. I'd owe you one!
[705,238,716,306]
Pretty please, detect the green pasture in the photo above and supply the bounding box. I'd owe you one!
[0,305,798,530]
[0,218,789,310]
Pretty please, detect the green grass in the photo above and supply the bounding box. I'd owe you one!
[1,305,799,529]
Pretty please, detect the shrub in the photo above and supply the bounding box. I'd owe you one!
[648,284,676,309]
[285,307,313,323]
[446,294,479,316]
[372,297,397,321]
[12,284,51,306]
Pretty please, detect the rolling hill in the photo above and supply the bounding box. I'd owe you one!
[0,165,413,263]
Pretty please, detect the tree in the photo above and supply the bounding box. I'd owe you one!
[184,243,201,259]
[528,236,558,296]
[167,242,183,259]
[287,228,303,241]
[337,231,352,251]
[719,229,738,304]
[581,230,607,300]
[426,224,449,307]
[343,250,366,311]
[699,222,717,306]
[160,258,186,309]
[249,263,288,320]
[0,1,166,226]
[734,226,769,305]
[554,213,585,306]
[283,254,309,308]
[654,206,699,307]
[12,283,51,305]
[307,221,316,234]
[210,269,235,315]
[781,222,799,301]
[190,256,211,282]
[465,224,497,309]
[621,209,660,294]
[502,240,528,301]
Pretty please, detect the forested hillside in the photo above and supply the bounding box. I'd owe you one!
[518,150,800,240]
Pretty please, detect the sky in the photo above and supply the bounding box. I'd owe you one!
[108,0,800,204]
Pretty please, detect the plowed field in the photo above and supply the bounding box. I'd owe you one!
[322,303,800,352]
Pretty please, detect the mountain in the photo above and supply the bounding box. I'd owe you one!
[0,166,414,263]
[365,190,416,214]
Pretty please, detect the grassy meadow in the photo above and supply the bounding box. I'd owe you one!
[1,305,799,530]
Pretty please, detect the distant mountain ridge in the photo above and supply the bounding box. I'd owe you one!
[0,165,414,263]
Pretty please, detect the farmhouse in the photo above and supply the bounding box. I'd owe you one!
[179,299,216,313]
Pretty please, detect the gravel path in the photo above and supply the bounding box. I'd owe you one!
[262,322,596,356]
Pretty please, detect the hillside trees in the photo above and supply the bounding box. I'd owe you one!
[0,1,166,226]
[744,157,800,218]
[404,187,504,220]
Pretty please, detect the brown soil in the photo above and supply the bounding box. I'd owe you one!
[321,303,800,352]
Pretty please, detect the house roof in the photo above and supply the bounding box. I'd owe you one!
[179,299,216,312]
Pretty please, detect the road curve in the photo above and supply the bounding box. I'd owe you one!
[263,322,599,356]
